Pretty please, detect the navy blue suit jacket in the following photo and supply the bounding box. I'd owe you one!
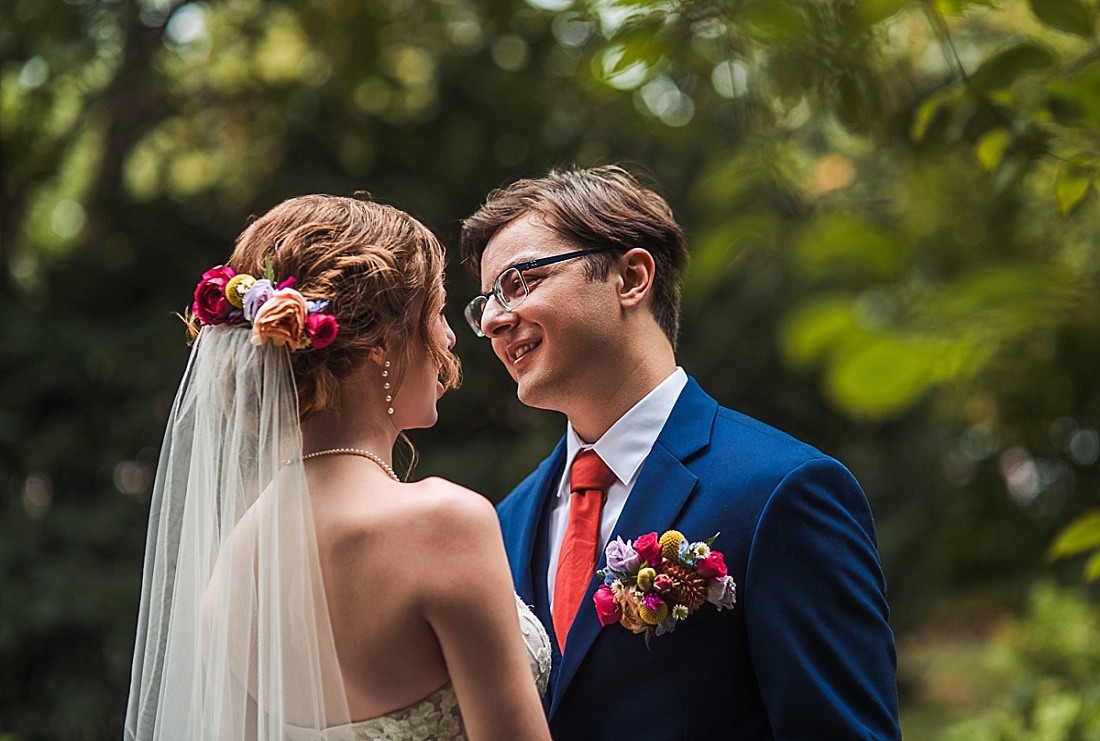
[497,378,901,740]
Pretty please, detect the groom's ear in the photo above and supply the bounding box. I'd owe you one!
[615,248,656,311]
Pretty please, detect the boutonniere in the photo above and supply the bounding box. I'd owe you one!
[593,530,737,643]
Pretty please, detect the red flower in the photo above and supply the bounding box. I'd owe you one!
[696,551,728,579]
[593,585,622,627]
[633,532,661,567]
[305,313,339,349]
[192,265,236,325]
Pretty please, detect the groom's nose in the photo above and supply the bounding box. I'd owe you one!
[480,296,516,337]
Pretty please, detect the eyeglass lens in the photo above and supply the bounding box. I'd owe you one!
[464,267,527,336]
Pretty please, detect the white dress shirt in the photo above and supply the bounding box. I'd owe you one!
[547,367,688,607]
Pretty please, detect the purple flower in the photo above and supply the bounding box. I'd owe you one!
[242,279,274,322]
[604,536,640,574]
[706,575,737,611]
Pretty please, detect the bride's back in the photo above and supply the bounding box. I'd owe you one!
[308,463,491,721]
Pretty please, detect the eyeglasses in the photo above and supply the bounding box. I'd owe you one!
[464,247,611,337]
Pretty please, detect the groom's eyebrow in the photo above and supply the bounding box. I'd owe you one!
[480,253,538,292]
[505,250,553,272]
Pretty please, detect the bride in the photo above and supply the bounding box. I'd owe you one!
[124,195,552,740]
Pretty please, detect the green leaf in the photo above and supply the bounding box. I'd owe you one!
[824,337,940,417]
[911,87,957,142]
[1055,161,1092,215]
[1085,550,1100,581]
[1047,60,1100,127]
[970,44,1056,94]
[1027,0,1096,39]
[855,0,912,28]
[976,128,1011,172]
[740,0,812,45]
[780,295,857,368]
[794,213,904,281]
[1048,510,1100,559]
[933,0,995,14]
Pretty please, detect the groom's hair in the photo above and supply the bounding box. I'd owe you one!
[460,165,688,349]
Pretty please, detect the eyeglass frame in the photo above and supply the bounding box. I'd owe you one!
[464,246,613,337]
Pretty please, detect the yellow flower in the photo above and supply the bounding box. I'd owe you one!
[225,274,256,309]
[660,530,685,561]
[636,566,657,592]
[638,602,669,625]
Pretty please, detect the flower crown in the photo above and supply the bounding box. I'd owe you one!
[192,262,339,350]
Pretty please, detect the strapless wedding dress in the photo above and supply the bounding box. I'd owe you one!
[285,594,550,741]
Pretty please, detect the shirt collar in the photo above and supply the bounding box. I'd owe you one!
[564,367,688,490]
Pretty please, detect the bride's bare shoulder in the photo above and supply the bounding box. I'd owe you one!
[402,477,498,535]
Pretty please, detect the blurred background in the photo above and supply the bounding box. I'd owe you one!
[3,0,1100,738]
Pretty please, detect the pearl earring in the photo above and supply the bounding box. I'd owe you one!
[382,361,393,415]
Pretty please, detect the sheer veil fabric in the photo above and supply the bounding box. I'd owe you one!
[125,326,351,740]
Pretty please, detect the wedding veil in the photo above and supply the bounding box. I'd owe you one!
[125,326,351,740]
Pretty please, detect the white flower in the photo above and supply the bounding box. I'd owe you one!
[654,615,678,636]
[706,575,737,611]
[672,604,690,620]
[691,542,711,561]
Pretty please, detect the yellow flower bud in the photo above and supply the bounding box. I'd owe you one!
[637,566,657,591]
[225,274,256,309]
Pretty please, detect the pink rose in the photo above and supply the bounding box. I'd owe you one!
[653,574,673,592]
[305,313,339,349]
[593,585,621,627]
[633,532,661,567]
[696,550,728,579]
[251,288,308,347]
[192,265,236,325]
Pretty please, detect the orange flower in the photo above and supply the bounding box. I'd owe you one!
[617,595,649,634]
[251,288,307,347]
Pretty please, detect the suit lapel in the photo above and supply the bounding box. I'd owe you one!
[509,438,568,608]
[548,378,718,717]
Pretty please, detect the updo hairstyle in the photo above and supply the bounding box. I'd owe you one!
[209,194,461,418]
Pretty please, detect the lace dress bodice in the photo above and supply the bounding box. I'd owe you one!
[285,594,550,741]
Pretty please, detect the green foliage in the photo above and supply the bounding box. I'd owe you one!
[1049,510,1100,580]
[940,583,1100,741]
[1055,161,1094,214]
[1027,0,1097,39]
[4,0,1100,737]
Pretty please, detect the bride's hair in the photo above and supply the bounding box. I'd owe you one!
[191,194,461,418]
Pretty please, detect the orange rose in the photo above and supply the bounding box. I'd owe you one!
[617,594,650,634]
[251,288,308,347]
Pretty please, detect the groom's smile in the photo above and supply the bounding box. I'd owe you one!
[509,339,540,365]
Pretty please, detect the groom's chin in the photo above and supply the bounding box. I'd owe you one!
[514,380,563,415]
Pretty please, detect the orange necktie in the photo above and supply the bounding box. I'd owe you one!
[552,449,616,652]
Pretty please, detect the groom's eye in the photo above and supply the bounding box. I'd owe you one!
[500,270,525,298]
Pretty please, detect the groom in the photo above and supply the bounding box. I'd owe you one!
[460,166,900,740]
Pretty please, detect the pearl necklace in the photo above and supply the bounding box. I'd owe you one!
[302,448,400,481]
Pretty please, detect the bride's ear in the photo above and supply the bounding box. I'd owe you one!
[366,345,387,367]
